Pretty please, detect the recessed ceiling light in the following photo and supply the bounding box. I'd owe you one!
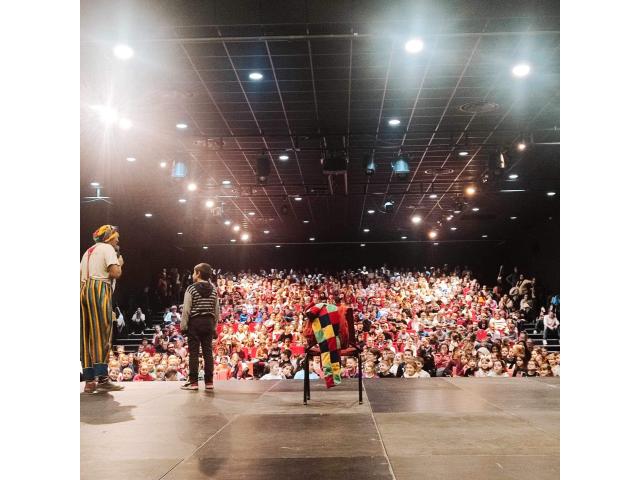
[144,213,152,217]
[230,239,236,243]
[500,189,526,193]
[294,196,302,201]
[205,200,214,208]
[126,156,136,162]
[450,227,457,231]
[279,154,289,161]
[429,194,438,199]
[360,243,366,247]
[482,234,488,238]
[388,118,401,126]
[508,174,519,179]
[275,245,281,248]
[249,72,263,80]
[222,180,231,185]
[433,242,439,246]
[367,209,375,214]
[202,245,208,249]
[453,209,462,214]
[224,220,231,225]
[91,105,118,125]
[233,225,240,232]
[404,38,424,54]
[303,220,309,224]
[363,228,370,233]
[118,118,132,130]
[517,142,527,151]
[309,237,315,241]
[176,123,188,129]
[472,207,479,212]
[401,236,407,240]
[187,183,197,191]
[113,44,134,60]
[512,64,531,77]
[458,151,469,157]
[178,198,187,203]
[428,231,437,239]
[465,186,476,195]
[160,161,167,168]
[411,215,422,224]
[248,211,256,216]
[547,191,556,196]
[447,215,453,221]
[510,216,517,220]
[90,182,100,187]
[263,230,270,234]
[177,232,183,235]
[240,233,250,241]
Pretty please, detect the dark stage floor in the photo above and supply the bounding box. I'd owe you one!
[80,378,559,480]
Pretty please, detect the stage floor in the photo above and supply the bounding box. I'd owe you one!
[81,378,559,480]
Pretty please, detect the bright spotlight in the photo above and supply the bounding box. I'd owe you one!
[249,72,263,80]
[126,157,136,162]
[472,207,479,212]
[547,191,556,196]
[222,180,231,185]
[303,220,309,224]
[118,118,132,130]
[294,196,302,201]
[392,155,410,178]
[159,161,167,168]
[248,212,256,216]
[508,173,519,179]
[92,105,118,125]
[202,245,208,249]
[458,151,469,157]
[177,232,183,235]
[363,228,370,233]
[144,213,152,218]
[309,237,316,241]
[367,209,375,214]
[240,233,250,241]
[178,198,186,203]
[205,200,214,208]
[113,44,134,60]
[230,239,236,243]
[279,154,289,161]
[224,220,231,225]
[360,243,366,247]
[512,64,531,77]
[411,215,422,224]
[233,225,241,232]
[388,118,401,126]
[429,194,438,199]
[90,182,100,187]
[401,236,407,240]
[428,230,437,239]
[275,245,281,248]
[517,142,527,151]
[176,123,188,129]
[187,183,197,191]
[263,230,270,234]
[465,186,476,196]
[404,38,424,54]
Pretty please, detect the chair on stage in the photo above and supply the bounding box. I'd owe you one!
[303,307,362,405]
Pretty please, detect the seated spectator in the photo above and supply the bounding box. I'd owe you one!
[163,305,181,325]
[260,360,285,380]
[543,311,560,345]
[121,368,134,382]
[526,360,539,377]
[165,368,178,381]
[402,359,421,378]
[130,308,147,333]
[489,360,509,377]
[362,361,377,379]
[377,360,395,378]
[133,363,154,381]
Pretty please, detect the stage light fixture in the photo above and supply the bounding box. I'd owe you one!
[90,182,100,187]
[171,161,187,178]
[450,227,457,231]
[360,243,366,247]
[222,180,231,185]
[363,228,370,233]
[113,44,134,59]
[508,173,519,179]
[367,209,375,214]
[309,237,315,241]
[263,230,270,234]
[144,213,152,217]
[510,216,518,220]
[205,200,214,208]
[517,141,527,151]
[187,182,197,191]
[363,152,376,175]
[547,191,556,196]
[428,230,437,239]
[447,215,453,221]
[240,233,250,241]
[433,242,439,246]
[126,157,136,162]
[388,118,401,126]
[202,245,208,249]
[482,234,488,238]
[404,38,424,54]
[177,232,183,235]
[294,196,302,201]
[392,155,410,178]
[230,239,236,243]
[178,198,187,203]
[303,220,309,224]
[472,207,479,212]
[275,245,281,248]
[233,225,241,232]
[279,154,289,161]
[159,161,167,168]
[458,150,469,157]
[176,123,188,129]
[465,186,476,196]
[249,72,263,80]
[411,215,422,224]
[512,63,531,77]
[429,193,438,199]
[401,236,407,240]
[118,118,132,130]
[383,200,395,213]
[224,220,231,225]
[256,154,271,183]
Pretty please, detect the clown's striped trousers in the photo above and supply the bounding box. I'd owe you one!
[80,278,113,381]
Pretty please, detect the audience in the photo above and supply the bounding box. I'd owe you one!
[107,265,559,382]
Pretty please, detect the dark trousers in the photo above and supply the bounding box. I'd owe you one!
[187,316,214,383]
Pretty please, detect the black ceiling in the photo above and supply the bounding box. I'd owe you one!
[80,0,559,250]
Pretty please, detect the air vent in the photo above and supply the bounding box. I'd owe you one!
[459,101,500,114]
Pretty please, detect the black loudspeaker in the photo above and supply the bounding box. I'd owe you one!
[323,154,348,174]
[256,155,271,183]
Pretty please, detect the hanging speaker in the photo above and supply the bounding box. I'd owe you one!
[256,154,271,184]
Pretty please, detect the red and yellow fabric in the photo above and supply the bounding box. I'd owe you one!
[305,303,347,388]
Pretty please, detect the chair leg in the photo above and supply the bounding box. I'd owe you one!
[303,355,309,405]
[357,353,363,404]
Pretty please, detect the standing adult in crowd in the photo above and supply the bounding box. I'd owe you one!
[80,224,125,394]
[180,263,219,391]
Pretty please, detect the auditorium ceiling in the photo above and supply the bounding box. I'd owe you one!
[80,0,559,249]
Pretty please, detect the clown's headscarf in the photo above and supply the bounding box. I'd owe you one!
[92,225,119,244]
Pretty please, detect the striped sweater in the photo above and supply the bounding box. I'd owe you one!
[180,281,220,330]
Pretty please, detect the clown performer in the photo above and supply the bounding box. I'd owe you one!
[80,225,125,393]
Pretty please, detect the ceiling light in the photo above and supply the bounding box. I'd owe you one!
[172,161,187,178]
[118,118,132,130]
[113,44,134,60]
[309,237,315,241]
[512,63,531,77]
[249,72,263,80]
[176,123,188,129]
[90,182,100,187]
[392,154,410,178]
[279,154,289,161]
[508,174,519,179]
[275,245,281,248]
[177,232,183,235]
[428,231,437,239]
[91,105,118,125]
[294,196,302,201]
[222,180,231,185]
[450,227,457,231]
[472,207,479,212]
[233,225,240,232]
[160,161,167,168]
[482,234,488,238]
[363,228,370,233]
[453,208,462,214]
[230,239,236,243]
[178,198,187,203]
[388,118,401,126]
[360,243,366,247]
[383,200,395,213]
[517,142,527,151]
[510,216,517,220]
[303,220,309,224]
[547,191,556,196]
[458,151,469,157]
[363,152,376,175]
[240,233,250,241]
[465,186,476,196]
[429,194,438,199]
[263,230,270,234]
[367,209,375,214]
[447,215,453,221]
[126,156,136,162]
[433,242,439,246]
[224,220,231,225]
[205,200,214,208]
[144,213,152,217]
[202,245,208,249]
[500,189,526,193]
[401,236,407,240]
[248,211,256,216]
[411,215,422,224]
[187,183,197,191]
[404,38,424,54]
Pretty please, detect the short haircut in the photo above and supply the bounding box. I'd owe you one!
[194,263,214,281]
